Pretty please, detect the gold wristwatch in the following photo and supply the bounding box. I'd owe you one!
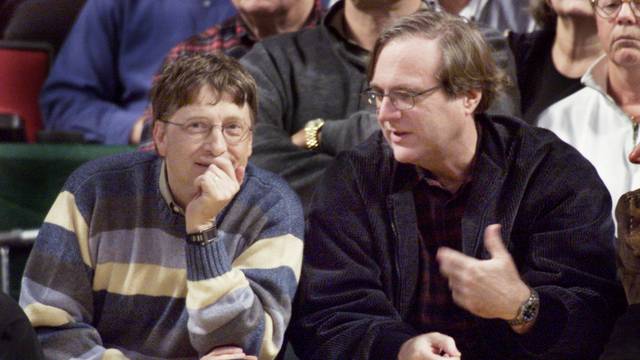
[304,119,325,150]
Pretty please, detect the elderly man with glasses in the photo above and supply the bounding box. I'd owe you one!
[19,53,304,360]
[538,0,640,224]
[290,10,625,360]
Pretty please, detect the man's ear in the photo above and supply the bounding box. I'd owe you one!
[152,121,167,156]
[463,90,482,115]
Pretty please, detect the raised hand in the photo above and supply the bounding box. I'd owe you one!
[436,224,530,321]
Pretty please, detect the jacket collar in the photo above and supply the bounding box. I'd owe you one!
[387,114,511,257]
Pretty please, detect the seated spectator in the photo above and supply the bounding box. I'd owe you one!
[290,9,625,359]
[164,0,324,60]
[20,53,304,359]
[509,0,602,124]
[241,0,520,212]
[428,0,536,33]
[538,0,640,222]
[39,0,236,145]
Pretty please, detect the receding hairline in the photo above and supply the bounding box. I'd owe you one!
[370,33,444,82]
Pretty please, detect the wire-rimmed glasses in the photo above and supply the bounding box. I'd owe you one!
[158,119,253,145]
[362,85,442,111]
[591,0,640,18]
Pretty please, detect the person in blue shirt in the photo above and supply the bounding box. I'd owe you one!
[39,0,236,144]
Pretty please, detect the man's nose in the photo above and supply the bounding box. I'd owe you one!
[376,96,401,121]
[202,126,228,155]
[617,2,638,25]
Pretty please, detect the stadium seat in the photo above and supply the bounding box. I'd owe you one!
[0,40,51,143]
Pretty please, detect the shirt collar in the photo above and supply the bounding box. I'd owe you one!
[581,54,609,95]
[159,160,185,215]
[415,118,482,194]
[581,54,623,108]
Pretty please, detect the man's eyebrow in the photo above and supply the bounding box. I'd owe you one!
[367,84,419,93]
[222,116,247,123]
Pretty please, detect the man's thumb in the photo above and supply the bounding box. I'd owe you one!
[484,224,507,258]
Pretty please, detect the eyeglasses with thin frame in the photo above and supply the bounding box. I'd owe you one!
[590,0,640,19]
[362,85,442,111]
[158,118,253,145]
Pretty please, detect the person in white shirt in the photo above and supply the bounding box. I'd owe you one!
[538,0,640,225]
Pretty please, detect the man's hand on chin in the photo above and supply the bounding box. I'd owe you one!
[185,156,245,234]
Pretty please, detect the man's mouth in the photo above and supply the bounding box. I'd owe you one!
[388,129,411,142]
[195,162,210,167]
[613,35,640,45]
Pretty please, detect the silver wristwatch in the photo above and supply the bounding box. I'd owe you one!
[507,287,539,326]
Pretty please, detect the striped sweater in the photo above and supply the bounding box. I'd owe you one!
[19,151,304,360]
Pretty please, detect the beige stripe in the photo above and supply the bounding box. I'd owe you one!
[258,313,278,360]
[23,303,74,328]
[93,262,187,298]
[102,349,129,360]
[231,234,303,280]
[186,271,250,310]
[44,191,92,267]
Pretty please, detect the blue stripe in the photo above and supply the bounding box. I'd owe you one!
[93,291,195,358]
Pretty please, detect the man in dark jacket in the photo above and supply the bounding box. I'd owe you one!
[291,9,625,360]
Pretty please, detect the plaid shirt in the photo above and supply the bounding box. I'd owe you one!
[409,174,478,351]
[409,124,484,352]
[164,0,325,62]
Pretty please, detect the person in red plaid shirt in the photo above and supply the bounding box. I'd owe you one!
[164,0,326,61]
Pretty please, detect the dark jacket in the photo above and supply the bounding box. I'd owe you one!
[291,114,626,360]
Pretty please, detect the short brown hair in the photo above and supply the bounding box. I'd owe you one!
[368,9,509,114]
[150,53,257,125]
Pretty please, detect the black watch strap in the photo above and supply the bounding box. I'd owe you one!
[186,225,218,246]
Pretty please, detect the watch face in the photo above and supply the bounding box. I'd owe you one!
[523,302,539,322]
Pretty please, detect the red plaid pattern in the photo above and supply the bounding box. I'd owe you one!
[166,0,325,62]
[409,172,478,350]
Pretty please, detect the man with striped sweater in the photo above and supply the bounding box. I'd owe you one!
[19,53,304,360]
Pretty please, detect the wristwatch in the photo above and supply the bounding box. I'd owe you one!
[304,119,325,150]
[507,287,539,326]
[186,224,217,246]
